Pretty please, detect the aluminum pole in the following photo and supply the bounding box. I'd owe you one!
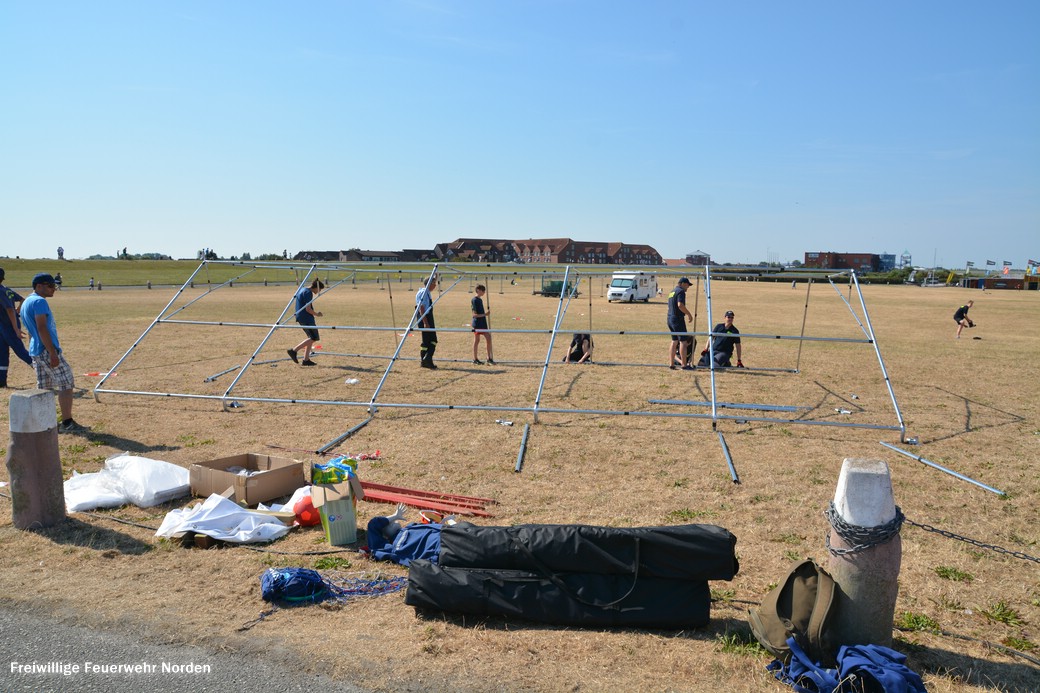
[531,266,574,424]
[879,442,1004,495]
[852,272,907,441]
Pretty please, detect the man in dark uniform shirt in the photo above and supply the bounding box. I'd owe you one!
[699,310,743,368]
[667,278,695,370]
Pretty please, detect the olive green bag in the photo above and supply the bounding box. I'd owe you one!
[747,559,838,666]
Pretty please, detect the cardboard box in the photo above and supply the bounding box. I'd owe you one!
[189,453,305,506]
[318,499,357,546]
[311,478,364,546]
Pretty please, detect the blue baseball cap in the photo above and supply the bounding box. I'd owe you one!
[32,273,56,287]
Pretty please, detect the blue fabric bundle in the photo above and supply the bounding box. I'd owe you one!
[768,636,926,693]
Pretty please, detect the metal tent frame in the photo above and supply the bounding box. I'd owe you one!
[94,261,908,469]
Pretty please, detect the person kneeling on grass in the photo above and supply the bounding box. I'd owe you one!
[697,310,744,369]
[563,333,593,363]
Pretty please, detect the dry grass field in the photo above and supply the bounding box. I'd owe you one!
[1,270,1038,692]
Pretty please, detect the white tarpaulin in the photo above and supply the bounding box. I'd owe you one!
[155,494,292,543]
[64,453,190,512]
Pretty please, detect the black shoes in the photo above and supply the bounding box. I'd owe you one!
[301,359,316,366]
[473,359,484,365]
[59,419,87,434]
[287,349,299,364]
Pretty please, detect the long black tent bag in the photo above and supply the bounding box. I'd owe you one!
[438,523,738,581]
[405,560,712,628]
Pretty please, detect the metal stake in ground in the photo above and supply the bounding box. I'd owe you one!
[5,389,66,529]
[825,458,901,649]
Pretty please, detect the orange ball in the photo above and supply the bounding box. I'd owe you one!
[294,496,322,526]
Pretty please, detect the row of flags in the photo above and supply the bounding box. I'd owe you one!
[964,260,1039,276]
[969,260,1019,267]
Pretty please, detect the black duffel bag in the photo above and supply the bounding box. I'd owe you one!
[406,560,711,628]
[438,523,738,581]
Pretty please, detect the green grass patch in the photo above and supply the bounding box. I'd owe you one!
[667,508,716,521]
[710,588,736,603]
[895,611,940,634]
[982,600,1023,626]
[314,555,352,570]
[175,434,215,448]
[934,565,973,583]
[1001,635,1036,652]
[715,628,769,657]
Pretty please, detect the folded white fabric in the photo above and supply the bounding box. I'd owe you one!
[155,493,292,544]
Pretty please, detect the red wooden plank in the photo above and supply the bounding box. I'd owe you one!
[361,488,493,518]
[360,480,496,505]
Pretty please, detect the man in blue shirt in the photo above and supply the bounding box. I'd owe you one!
[415,275,438,369]
[287,279,324,366]
[20,273,85,432]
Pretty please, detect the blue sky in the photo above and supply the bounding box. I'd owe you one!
[2,1,1037,268]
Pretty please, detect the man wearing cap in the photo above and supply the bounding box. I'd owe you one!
[0,268,33,387]
[699,310,743,369]
[667,278,695,370]
[20,273,85,432]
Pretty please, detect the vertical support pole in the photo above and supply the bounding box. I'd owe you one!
[532,266,573,424]
[795,279,812,372]
[826,458,900,648]
[5,389,66,529]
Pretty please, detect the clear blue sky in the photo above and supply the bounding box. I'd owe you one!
[2,1,1037,268]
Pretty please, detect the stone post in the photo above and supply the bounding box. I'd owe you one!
[5,389,66,529]
[825,458,901,648]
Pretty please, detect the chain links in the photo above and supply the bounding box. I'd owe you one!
[903,517,1040,564]
[825,502,904,556]
[823,502,1040,564]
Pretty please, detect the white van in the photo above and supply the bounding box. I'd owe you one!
[607,272,658,302]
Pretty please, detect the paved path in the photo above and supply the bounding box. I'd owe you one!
[0,604,369,693]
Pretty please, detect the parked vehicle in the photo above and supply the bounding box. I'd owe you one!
[607,272,658,302]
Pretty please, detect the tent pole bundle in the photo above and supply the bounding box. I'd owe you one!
[94,261,909,467]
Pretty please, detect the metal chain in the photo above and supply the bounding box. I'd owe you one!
[903,517,1040,564]
[822,500,1040,564]
[824,502,905,556]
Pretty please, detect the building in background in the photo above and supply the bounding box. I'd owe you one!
[298,238,663,265]
[803,252,882,272]
[685,250,711,265]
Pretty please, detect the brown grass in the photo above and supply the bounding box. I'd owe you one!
[1,276,1038,692]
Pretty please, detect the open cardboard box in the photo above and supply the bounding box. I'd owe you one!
[189,453,305,506]
[311,476,365,545]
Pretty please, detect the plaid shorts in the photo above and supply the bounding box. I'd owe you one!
[33,352,76,391]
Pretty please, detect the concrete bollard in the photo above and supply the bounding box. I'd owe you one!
[5,389,66,529]
[825,458,901,648]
